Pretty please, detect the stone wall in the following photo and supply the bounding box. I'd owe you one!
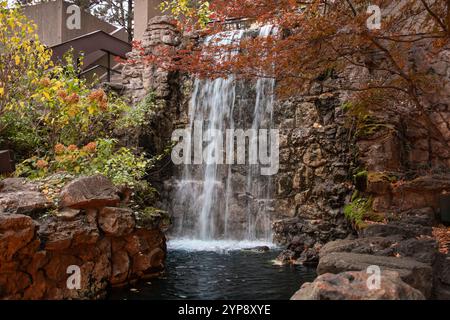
[271,93,354,262]
[0,176,166,299]
[122,15,450,264]
[121,16,187,156]
[122,17,355,250]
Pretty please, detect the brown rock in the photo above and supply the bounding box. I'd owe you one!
[0,191,51,215]
[391,174,450,211]
[110,250,130,285]
[291,271,425,300]
[38,216,99,251]
[98,207,135,237]
[59,175,120,209]
[55,208,81,221]
[0,178,39,192]
[0,213,37,261]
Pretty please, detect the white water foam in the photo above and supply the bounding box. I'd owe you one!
[168,238,278,253]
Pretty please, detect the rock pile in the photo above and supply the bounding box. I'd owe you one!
[292,211,450,299]
[0,175,166,299]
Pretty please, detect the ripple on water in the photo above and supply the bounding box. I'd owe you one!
[167,239,277,253]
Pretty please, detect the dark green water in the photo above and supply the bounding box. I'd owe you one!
[110,241,317,300]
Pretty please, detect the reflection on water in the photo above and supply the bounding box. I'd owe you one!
[109,240,317,300]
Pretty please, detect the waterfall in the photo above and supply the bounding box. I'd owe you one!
[171,26,276,243]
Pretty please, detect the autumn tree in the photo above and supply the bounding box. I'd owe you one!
[143,0,450,149]
[0,2,53,121]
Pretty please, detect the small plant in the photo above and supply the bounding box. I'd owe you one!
[344,196,373,229]
[118,91,157,129]
[135,206,172,230]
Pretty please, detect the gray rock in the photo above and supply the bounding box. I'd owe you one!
[0,179,52,215]
[360,222,432,239]
[320,236,437,264]
[317,252,433,297]
[291,271,425,300]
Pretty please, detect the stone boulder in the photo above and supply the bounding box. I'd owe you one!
[360,220,433,239]
[391,175,450,211]
[0,178,51,215]
[0,178,39,192]
[38,216,100,251]
[320,236,437,264]
[59,175,120,209]
[98,207,136,237]
[0,213,37,261]
[291,271,425,300]
[317,252,433,297]
[433,255,450,299]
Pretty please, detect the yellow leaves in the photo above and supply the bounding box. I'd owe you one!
[0,87,4,97]
[14,55,20,65]
[87,105,96,115]
[67,105,79,118]
[42,91,50,100]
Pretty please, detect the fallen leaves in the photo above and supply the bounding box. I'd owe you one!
[432,225,450,254]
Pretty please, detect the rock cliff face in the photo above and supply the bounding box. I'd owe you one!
[122,17,355,248]
[0,176,166,299]
[271,94,354,262]
[123,15,450,299]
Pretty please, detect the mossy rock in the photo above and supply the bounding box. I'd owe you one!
[136,207,171,230]
[344,196,373,230]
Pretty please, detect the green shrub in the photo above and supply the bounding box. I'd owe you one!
[15,139,151,188]
[344,196,372,229]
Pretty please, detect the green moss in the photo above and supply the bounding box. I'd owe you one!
[136,207,171,229]
[341,101,354,112]
[368,171,397,183]
[344,196,373,229]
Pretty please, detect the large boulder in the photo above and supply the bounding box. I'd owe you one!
[98,207,136,237]
[0,213,37,261]
[360,220,433,239]
[391,175,450,211]
[291,271,425,300]
[320,237,437,264]
[38,216,100,251]
[433,255,450,300]
[0,178,51,215]
[0,178,39,192]
[59,175,120,209]
[317,252,433,297]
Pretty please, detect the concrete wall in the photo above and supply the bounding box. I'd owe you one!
[134,0,163,41]
[22,0,128,46]
[22,1,63,46]
[60,1,128,43]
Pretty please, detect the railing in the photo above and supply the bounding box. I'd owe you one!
[78,64,122,83]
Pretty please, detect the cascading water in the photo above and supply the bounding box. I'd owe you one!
[171,25,277,245]
[111,24,319,301]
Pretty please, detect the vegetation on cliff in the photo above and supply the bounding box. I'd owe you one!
[0,4,165,219]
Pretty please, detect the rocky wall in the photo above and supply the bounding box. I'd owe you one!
[121,17,355,249]
[0,176,166,299]
[121,15,450,268]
